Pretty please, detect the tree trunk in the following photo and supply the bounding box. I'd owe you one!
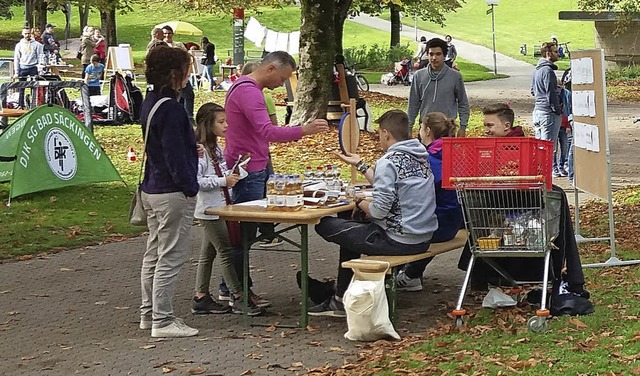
[390,4,401,47]
[35,0,47,31]
[25,0,35,28]
[78,4,89,31]
[100,9,117,45]
[291,0,335,125]
[333,0,352,55]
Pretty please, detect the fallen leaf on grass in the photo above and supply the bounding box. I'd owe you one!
[7,311,19,316]
[569,317,588,329]
[631,366,640,375]
[245,353,263,360]
[113,306,129,310]
[306,325,316,332]
[240,370,255,375]
[162,366,176,373]
[140,345,156,349]
[21,355,37,360]
[291,362,304,367]
[50,196,57,203]
[307,341,322,346]
[94,301,108,305]
[60,268,74,272]
[88,212,98,216]
[264,325,277,332]
[329,346,345,352]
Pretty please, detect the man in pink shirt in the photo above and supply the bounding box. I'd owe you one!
[221,51,329,305]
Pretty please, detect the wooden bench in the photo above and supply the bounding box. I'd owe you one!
[341,229,469,322]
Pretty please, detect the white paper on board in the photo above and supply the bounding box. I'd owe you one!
[572,90,596,117]
[275,32,289,51]
[263,29,278,52]
[573,121,600,152]
[571,58,594,85]
[288,31,300,55]
[113,47,132,70]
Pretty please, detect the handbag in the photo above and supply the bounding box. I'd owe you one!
[213,158,242,247]
[129,97,171,226]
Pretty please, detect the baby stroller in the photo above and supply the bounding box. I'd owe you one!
[381,58,412,86]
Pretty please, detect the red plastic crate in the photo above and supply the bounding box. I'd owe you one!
[442,137,554,190]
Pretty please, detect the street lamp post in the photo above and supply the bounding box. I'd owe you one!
[485,0,499,75]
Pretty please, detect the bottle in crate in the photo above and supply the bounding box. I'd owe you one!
[293,174,304,210]
[303,166,313,182]
[503,214,515,246]
[324,165,336,190]
[314,165,325,182]
[273,174,287,211]
[333,165,342,190]
[285,175,299,211]
[266,174,276,208]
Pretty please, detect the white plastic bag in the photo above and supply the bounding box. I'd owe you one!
[482,288,517,308]
[343,262,400,342]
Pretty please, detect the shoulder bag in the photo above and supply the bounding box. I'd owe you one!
[129,97,171,226]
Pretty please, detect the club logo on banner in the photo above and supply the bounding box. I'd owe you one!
[45,128,77,180]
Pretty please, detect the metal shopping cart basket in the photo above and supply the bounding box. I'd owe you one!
[450,176,562,332]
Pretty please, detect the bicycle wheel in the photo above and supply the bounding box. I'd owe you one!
[356,74,369,92]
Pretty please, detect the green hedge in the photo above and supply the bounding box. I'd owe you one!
[344,43,413,71]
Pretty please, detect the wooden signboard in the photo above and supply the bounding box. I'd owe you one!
[105,46,134,73]
[571,49,608,200]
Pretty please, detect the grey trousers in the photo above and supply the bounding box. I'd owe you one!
[195,219,242,295]
[140,191,195,328]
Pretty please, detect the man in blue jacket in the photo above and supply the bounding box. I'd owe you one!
[531,42,562,145]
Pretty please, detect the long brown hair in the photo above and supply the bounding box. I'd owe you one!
[421,112,457,139]
[195,103,225,160]
[145,45,190,92]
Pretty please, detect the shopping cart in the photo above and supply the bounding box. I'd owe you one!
[450,176,562,332]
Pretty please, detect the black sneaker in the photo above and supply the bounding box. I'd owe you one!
[191,294,231,315]
[308,296,346,318]
[296,271,336,305]
[231,294,264,316]
[258,238,285,248]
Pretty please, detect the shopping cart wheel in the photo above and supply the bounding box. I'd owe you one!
[527,316,548,333]
[455,317,465,328]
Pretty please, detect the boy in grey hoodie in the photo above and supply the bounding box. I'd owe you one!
[407,37,469,137]
[309,110,438,317]
[530,42,562,142]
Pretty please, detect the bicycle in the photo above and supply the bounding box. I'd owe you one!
[345,62,369,92]
[558,41,571,59]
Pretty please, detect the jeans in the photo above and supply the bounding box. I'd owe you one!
[532,110,562,147]
[17,66,38,108]
[553,128,569,171]
[219,169,269,293]
[203,64,215,90]
[140,192,195,328]
[195,219,243,294]
[567,132,574,181]
[315,216,429,298]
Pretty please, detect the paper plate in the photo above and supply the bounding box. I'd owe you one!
[338,112,359,155]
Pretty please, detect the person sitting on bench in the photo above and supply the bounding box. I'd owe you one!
[458,103,593,316]
[308,110,438,318]
[396,112,464,292]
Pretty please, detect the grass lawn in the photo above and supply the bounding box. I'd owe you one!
[384,0,595,71]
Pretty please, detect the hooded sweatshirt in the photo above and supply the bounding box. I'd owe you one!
[369,139,438,245]
[407,64,469,130]
[531,59,561,115]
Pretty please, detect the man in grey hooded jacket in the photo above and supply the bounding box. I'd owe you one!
[531,42,562,143]
[408,37,469,137]
[309,110,438,317]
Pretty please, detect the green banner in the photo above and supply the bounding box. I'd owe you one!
[0,105,123,198]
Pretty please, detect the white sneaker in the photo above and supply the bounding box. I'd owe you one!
[151,318,199,338]
[139,315,152,330]
[396,271,423,292]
